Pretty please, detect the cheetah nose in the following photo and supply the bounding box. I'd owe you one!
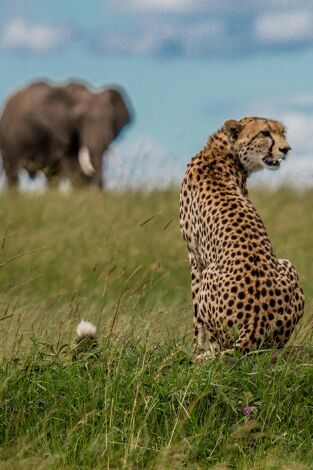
[280,146,291,155]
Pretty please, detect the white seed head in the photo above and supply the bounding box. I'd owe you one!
[76,320,97,340]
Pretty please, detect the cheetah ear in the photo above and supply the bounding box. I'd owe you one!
[223,119,243,140]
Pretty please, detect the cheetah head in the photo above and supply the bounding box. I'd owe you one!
[224,117,291,174]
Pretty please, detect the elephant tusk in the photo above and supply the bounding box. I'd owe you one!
[78,146,96,176]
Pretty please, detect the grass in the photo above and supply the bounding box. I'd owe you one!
[0,187,312,469]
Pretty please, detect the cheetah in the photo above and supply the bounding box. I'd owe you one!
[180,117,304,359]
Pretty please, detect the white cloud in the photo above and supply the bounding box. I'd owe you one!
[98,20,224,56]
[183,21,225,55]
[127,0,194,12]
[236,94,313,120]
[103,1,313,58]
[98,31,160,56]
[111,0,207,13]
[112,0,313,14]
[0,18,69,52]
[255,11,313,43]
[281,112,313,154]
[279,94,313,108]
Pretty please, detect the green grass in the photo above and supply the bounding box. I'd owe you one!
[0,188,312,469]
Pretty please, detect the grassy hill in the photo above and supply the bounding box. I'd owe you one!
[0,188,312,469]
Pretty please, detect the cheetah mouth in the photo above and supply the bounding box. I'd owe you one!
[262,155,285,171]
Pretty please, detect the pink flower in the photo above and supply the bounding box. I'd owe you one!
[242,406,254,416]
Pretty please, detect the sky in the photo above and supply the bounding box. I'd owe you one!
[0,0,313,188]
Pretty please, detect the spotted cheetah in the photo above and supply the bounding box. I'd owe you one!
[180,117,304,358]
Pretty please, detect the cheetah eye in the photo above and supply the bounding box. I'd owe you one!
[260,130,271,137]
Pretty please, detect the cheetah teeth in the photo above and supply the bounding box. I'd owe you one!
[263,156,283,170]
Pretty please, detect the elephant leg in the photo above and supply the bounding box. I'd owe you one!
[61,155,91,188]
[42,159,62,189]
[47,174,61,189]
[79,153,104,189]
[23,160,39,180]
[71,172,92,188]
[77,146,104,190]
[93,172,105,190]
[27,170,38,180]
[92,157,105,189]
[2,153,19,188]
[6,172,19,188]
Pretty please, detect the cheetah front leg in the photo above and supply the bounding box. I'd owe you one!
[188,252,207,352]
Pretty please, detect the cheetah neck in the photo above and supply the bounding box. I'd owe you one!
[206,128,233,152]
[198,129,248,194]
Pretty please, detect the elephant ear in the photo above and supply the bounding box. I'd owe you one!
[106,88,132,136]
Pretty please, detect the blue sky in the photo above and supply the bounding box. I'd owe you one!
[1,0,313,187]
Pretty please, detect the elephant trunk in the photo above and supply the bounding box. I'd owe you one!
[78,146,95,177]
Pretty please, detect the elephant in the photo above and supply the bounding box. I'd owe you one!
[0,80,132,189]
